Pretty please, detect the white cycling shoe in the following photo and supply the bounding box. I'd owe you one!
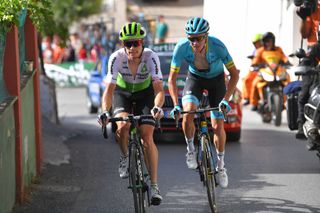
[186,151,198,169]
[218,168,228,188]
[119,155,129,179]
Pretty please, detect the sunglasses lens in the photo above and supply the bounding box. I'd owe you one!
[124,40,141,48]
[188,36,205,43]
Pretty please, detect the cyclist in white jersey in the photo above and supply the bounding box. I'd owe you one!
[168,17,240,188]
[98,22,164,205]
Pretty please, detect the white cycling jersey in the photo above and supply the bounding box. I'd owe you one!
[105,48,163,93]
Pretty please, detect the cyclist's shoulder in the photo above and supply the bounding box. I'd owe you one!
[207,36,227,49]
[110,48,126,59]
[175,38,190,49]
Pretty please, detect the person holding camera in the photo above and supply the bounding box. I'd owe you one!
[295,0,320,140]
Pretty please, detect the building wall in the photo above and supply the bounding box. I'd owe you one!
[21,76,37,188]
[204,0,304,81]
[0,104,16,213]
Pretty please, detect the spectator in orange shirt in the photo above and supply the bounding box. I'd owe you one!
[51,35,65,64]
[242,33,263,105]
[250,32,290,111]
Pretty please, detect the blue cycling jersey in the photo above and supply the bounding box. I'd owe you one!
[170,36,235,78]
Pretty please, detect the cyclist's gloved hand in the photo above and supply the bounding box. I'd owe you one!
[151,106,164,119]
[219,99,231,113]
[98,111,110,126]
[170,105,182,119]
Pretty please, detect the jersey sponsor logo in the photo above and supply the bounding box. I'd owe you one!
[137,72,150,79]
[110,57,117,74]
[141,64,147,73]
[151,57,159,74]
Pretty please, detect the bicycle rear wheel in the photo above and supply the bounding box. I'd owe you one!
[129,143,146,213]
[201,135,217,213]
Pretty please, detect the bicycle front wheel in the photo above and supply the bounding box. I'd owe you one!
[129,143,146,213]
[201,135,217,213]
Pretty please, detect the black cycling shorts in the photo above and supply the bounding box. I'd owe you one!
[182,72,226,108]
[112,85,156,126]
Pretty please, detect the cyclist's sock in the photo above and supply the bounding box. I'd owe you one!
[217,151,225,169]
[120,152,128,158]
[151,183,158,188]
[185,136,195,152]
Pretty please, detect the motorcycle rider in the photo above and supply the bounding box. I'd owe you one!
[250,32,290,110]
[295,0,320,142]
[242,33,263,106]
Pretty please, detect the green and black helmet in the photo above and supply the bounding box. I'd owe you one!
[119,22,146,41]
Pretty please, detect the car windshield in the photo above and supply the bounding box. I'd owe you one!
[158,54,189,75]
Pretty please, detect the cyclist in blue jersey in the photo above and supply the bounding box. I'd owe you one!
[168,17,239,188]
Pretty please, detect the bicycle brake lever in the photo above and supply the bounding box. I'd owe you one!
[102,125,108,139]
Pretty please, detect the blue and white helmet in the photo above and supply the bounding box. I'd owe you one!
[185,17,210,35]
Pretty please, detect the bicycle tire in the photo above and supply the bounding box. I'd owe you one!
[129,143,146,213]
[136,145,147,212]
[201,135,217,213]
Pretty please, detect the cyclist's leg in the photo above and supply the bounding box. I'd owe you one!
[139,124,157,183]
[206,73,226,154]
[207,73,228,188]
[112,88,132,155]
[136,87,162,204]
[182,72,202,152]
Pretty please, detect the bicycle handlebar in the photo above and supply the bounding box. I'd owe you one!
[102,114,159,139]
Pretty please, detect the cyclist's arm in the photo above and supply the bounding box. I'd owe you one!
[153,80,165,107]
[224,65,239,101]
[149,52,165,108]
[168,70,179,106]
[168,42,184,106]
[101,82,116,111]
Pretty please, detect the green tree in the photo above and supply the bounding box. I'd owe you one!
[50,0,103,40]
[0,0,103,40]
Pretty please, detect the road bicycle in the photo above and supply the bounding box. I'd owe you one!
[175,96,226,213]
[103,114,154,213]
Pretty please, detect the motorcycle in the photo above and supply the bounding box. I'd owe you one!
[292,48,320,159]
[252,62,290,126]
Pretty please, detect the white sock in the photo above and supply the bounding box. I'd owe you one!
[185,136,195,152]
[217,151,225,169]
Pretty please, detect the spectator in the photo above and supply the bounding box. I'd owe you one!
[51,35,64,64]
[42,36,53,64]
[155,15,168,44]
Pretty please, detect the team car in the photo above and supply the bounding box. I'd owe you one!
[86,43,242,141]
[86,56,108,114]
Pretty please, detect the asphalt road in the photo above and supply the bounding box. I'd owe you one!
[13,87,320,213]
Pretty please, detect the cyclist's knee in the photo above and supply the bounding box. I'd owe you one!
[211,120,224,132]
[116,122,130,135]
[140,134,154,148]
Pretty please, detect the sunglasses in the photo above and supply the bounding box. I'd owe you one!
[188,35,207,43]
[123,40,142,48]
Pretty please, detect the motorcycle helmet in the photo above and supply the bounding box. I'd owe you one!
[119,22,146,41]
[262,32,275,46]
[185,17,210,35]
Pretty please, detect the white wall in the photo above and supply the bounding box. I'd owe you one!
[203,0,302,80]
